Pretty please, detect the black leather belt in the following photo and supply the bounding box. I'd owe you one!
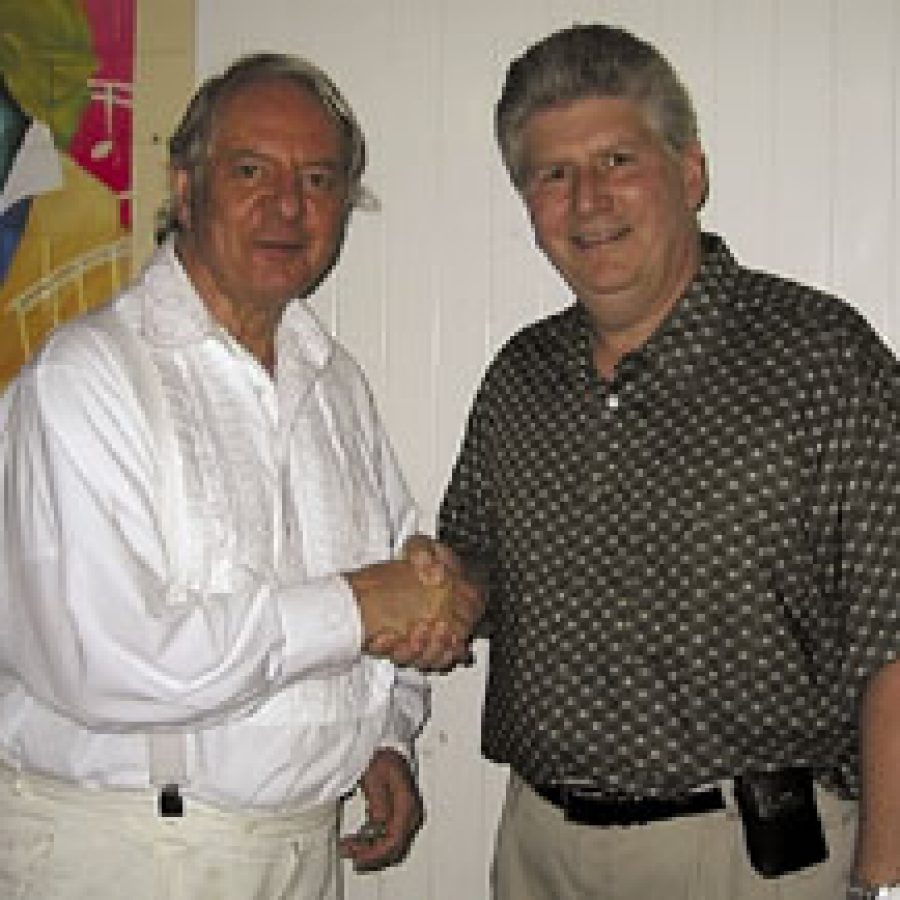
[534,783,725,827]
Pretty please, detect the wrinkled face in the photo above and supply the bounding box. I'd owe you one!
[174,77,350,315]
[521,96,705,339]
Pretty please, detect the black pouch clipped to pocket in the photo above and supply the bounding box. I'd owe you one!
[733,767,828,879]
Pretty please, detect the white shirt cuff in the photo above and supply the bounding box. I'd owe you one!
[276,574,362,678]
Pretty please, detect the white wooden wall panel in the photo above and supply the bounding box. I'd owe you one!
[195,2,900,897]
[770,0,834,288]
[832,0,897,339]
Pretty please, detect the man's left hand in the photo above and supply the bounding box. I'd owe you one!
[339,748,423,872]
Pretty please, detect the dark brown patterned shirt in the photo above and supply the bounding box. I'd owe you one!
[438,233,900,799]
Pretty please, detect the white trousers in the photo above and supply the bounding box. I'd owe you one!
[492,772,857,900]
[0,765,341,900]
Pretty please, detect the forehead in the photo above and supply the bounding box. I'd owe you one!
[211,77,343,154]
[522,95,661,157]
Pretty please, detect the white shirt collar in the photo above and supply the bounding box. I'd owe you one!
[137,237,334,374]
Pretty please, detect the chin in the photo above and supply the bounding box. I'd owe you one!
[255,273,313,301]
[242,286,299,309]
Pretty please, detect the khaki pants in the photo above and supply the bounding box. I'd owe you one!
[0,765,341,900]
[492,773,857,900]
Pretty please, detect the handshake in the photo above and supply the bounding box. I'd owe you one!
[348,536,485,672]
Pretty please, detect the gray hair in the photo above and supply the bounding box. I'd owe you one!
[157,52,369,241]
[496,23,700,190]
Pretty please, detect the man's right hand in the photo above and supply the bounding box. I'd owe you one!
[347,538,484,671]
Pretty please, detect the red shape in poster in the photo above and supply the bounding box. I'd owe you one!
[65,0,135,229]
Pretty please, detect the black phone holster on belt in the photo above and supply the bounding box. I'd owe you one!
[733,767,829,878]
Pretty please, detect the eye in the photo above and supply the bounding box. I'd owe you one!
[299,167,341,194]
[603,150,637,169]
[539,164,571,183]
[234,161,263,180]
[527,163,573,195]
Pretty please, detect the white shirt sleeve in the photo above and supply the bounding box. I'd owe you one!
[366,408,429,757]
[0,345,362,732]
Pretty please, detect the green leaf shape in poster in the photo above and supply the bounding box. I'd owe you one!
[0,0,97,149]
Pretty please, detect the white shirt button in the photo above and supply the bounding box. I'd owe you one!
[607,394,620,410]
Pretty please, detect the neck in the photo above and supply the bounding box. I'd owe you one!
[226,313,279,374]
[175,236,283,374]
[589,230,701,379]
[591,331,640,380]
[589,303,680,378]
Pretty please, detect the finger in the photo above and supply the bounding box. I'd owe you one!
[345,787,410,870]
[403,536,455,588]
[425,621,475,670]
[401,534,436,564]
[351,787,417,870]
[338,822,384,855]
[384,643,420,668]
[409,621,464,671]
[407,619,436,650]
[364,628,403,656]
[410,553,444,587]
[343,820,392,868]
[432,541,463,573]
[341,830,401,871]
[379,618,468,671]
[450,593,482,635]
[380,622,432,667]
[434,639,470,672]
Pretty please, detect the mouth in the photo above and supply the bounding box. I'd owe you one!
[255,238,307,253]
[571,225,631,249]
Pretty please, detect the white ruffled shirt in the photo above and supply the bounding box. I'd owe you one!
[0,240,427,811]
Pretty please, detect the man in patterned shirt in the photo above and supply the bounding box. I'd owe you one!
[438,23,900,900]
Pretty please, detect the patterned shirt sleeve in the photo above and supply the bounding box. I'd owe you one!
[438,368,501,632]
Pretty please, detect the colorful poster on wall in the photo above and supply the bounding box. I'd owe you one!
[0,0,134,388]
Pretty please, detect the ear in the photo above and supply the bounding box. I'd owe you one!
[171,167,192,231]
[680,141,708,212]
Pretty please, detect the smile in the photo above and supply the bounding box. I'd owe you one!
[571,225,630,249]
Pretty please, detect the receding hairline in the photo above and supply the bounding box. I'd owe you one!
[204,74,350,159]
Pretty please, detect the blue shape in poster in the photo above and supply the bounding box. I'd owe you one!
[1,76,30,285]
[0,197,30,284]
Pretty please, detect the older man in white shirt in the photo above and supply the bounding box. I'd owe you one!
[0,52,481,900]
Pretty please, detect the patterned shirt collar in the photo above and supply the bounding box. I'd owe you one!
[557,232,735,388]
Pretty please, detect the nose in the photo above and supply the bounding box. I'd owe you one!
[271,171,304,221]
[572,165,612,216]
